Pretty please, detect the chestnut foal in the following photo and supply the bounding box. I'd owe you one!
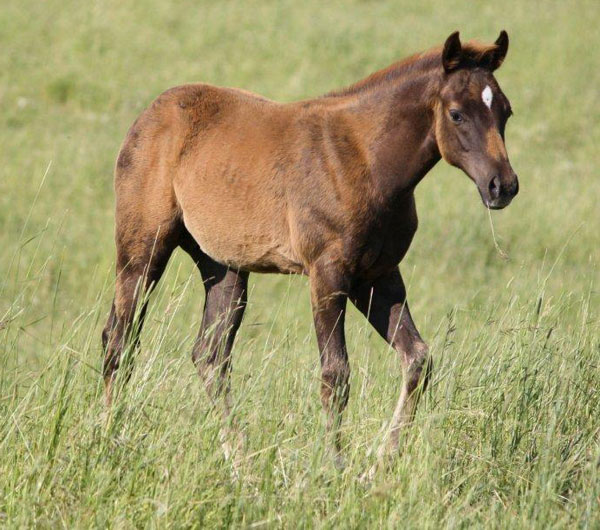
[102,31,518,465]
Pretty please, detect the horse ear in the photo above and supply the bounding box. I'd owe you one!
[490,30,509,70]
[442,31,462,72]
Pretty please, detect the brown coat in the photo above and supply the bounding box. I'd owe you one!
[103,31,518,468]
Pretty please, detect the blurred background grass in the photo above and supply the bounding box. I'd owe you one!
[1,0,599,527]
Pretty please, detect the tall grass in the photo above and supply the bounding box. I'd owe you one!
[1,0,599,526]
[1,229,598,527]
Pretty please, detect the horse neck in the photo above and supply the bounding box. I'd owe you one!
[343,73,442,205]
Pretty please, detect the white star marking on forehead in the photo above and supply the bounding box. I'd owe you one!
[482,85,493,109]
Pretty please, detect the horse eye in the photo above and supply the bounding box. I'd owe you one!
[449,110,463,123]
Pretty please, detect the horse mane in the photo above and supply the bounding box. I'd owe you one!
[324,39,502,98]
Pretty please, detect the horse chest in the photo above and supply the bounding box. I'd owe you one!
[355,211,418,279]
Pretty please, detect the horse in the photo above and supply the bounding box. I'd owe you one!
[102,30,518,466]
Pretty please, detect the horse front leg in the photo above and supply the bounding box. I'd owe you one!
[351,268,431,461]
[309,260,351,469]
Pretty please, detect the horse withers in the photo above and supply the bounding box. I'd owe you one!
[102,31,518,466]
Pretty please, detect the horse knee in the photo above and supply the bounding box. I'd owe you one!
[321,362,350,410]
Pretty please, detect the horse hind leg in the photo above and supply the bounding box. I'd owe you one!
[180,235,249,464]
[102,214,182,408]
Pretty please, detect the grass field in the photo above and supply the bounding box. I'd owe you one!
[1,0,599,527]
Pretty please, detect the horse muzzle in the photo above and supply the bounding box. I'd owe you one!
[480,173,519,210]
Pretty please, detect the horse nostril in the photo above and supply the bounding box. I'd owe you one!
[489,176,501,199]
[512,178,519,196]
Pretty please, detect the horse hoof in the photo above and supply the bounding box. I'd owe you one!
[359,464,377,484]
[333,452,346,472]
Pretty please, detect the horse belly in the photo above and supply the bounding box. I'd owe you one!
[172,104,304,273]
[177,179,302,274]
[188,218,301,273]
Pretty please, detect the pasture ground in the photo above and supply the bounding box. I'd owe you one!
[1,0,599,527]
